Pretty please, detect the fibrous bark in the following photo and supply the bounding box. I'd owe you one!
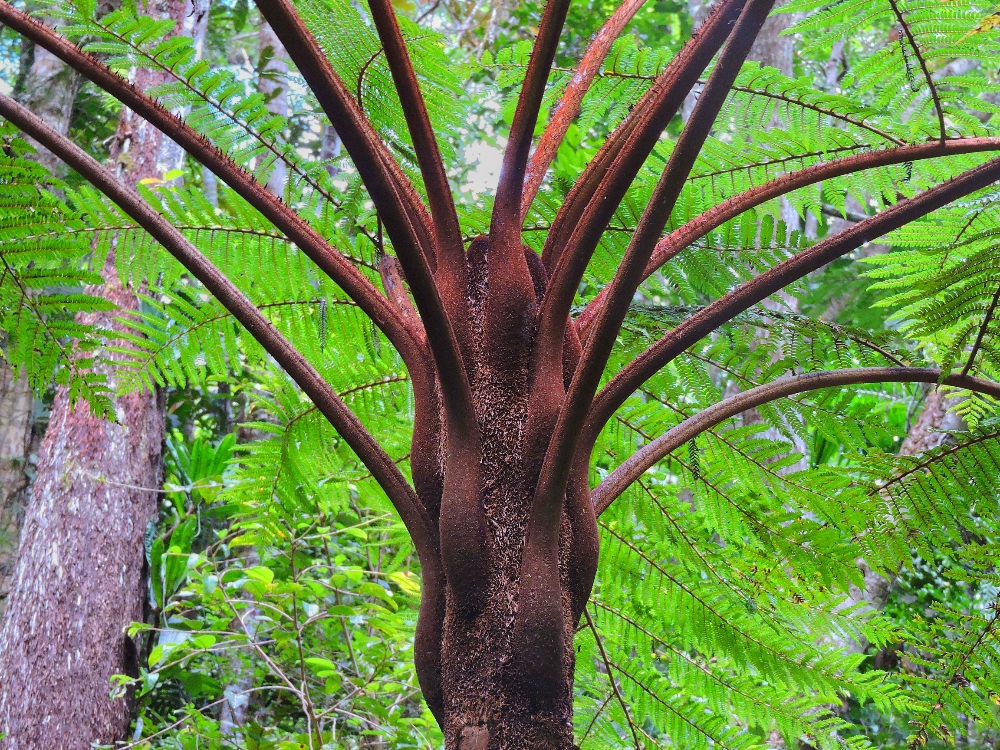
[0,274,165,747]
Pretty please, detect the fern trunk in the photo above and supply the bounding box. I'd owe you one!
[407,238,597,750]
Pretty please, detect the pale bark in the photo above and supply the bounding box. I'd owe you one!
[0,368,32,615]
[113,0,208,182]
[748,3,794,75]
[258,21,289,196]
[12,17,80,176]
[0,1,202,745]
[0,9,84,616]
[156,0,211,179]
[899,387,966,456]
[0,278,165,746]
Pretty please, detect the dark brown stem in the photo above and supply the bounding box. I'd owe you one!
[252,0,481,490]
[962,283,1000,375]
[520,0,649,218]
[591,367,1000,515]
[582,154,1000,461]
[0,2,423,368]
[491,0,571,248]
[576,137,1000,333]
[525,0,775,599]
[366,0,466,292]
[888,0,946,144]
[254,0,438,268]
[508,1,759,701]
[539,0,747,272]
[253,0,478,431]
[0,93,440,565]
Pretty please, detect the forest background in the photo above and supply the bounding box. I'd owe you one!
[1,0,1000,746]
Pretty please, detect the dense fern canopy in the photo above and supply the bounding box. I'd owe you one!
[4,0,1000,745]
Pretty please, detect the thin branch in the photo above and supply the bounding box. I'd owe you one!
[582,153,1000,464]
[578,691,616,746]
[727,81,905,146]
[584,608,643,750]
[888,0,946,144]
[691,144,864,182]
[612,410,841,562]
[366,0,464,273]
[962,282,1000,375]
[592,367,1000,515]
[520,0,649,218]
[356,48,385,111]
[547,65,904,146]
[821,202,869,223]
[0,3,423,367]
[83,10,371,241]
[0,93,440,569]
[491,0,572,247]
[576,137,1000,332]
[607,639,741,750]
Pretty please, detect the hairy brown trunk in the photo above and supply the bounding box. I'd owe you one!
[409,238,591,750]
[0,1,201,745]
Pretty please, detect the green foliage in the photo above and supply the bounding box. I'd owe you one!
[0,127,118,416]
[125,423,438,748]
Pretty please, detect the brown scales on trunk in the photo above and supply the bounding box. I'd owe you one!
[4,0,1000,745]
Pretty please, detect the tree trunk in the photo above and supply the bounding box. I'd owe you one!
[0,368,32,616]
[11,17,80,177]
[0,12,85,617]
[0,1,204,745]
[258,20,288,196]
[0,284,165,747]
